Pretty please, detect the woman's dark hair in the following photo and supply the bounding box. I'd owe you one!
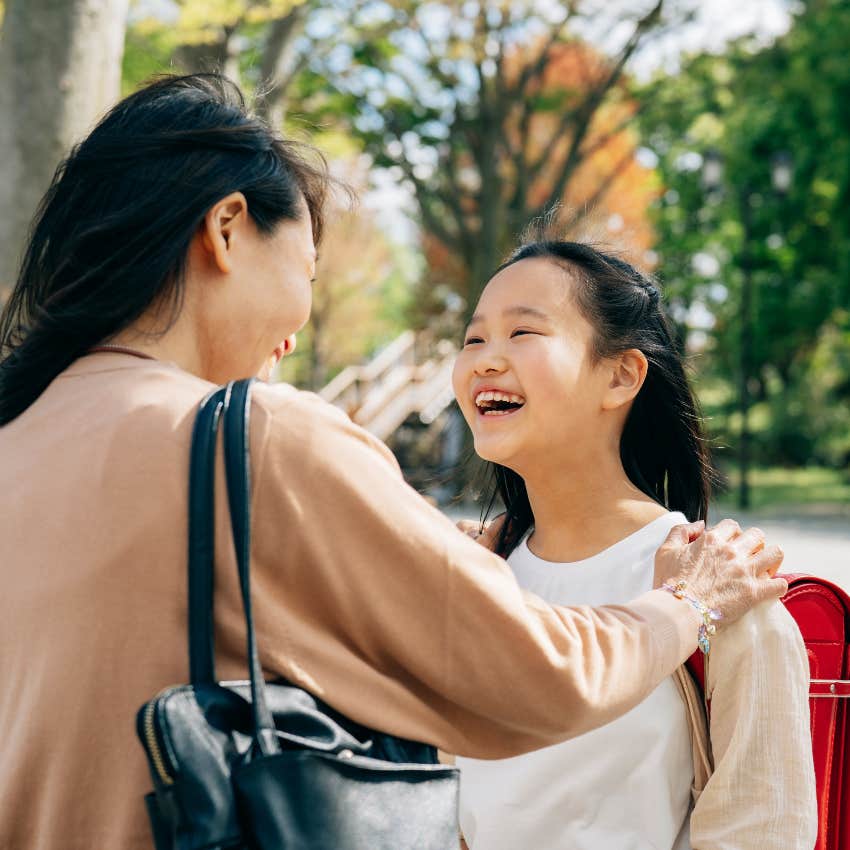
[0,73,330,425]
[482,239,717,557]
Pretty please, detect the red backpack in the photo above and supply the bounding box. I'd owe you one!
[687,575,849,850]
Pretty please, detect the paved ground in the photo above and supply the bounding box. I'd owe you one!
[444,503,849,592]
[709,507,848,592]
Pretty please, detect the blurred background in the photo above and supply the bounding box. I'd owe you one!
[1,0,847,579]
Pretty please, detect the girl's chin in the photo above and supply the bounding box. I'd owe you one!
[473,439,521,469]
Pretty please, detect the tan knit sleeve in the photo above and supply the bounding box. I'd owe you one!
[246,384,702,758]
[689,600,817,849]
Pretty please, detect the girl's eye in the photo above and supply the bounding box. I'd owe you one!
[511,329,537,338]
[463,336,484,346]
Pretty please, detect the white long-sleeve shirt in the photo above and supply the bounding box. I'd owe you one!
[687,595,817,849]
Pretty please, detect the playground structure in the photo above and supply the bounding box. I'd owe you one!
[319,330,458,443]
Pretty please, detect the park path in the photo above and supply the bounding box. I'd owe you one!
[709,507,848,592]
[443,503,849,592]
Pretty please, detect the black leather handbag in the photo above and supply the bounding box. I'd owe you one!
[136,379,460,850]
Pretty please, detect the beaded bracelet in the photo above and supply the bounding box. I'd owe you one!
[662,580,724,655]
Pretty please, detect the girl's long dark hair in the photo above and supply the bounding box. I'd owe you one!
[0,73,330,425]
[484,240,716,558]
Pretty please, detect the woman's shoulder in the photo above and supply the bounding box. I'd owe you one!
[251,382,368,438]
[249,381,400,470]
[251,381,341,422]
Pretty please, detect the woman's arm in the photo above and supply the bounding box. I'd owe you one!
[245,383,781,760]
[689,600,817,849]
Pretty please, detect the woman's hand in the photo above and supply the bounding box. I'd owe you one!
[257,335,297,382]
[654,518,787,628]
[456,514,506,553]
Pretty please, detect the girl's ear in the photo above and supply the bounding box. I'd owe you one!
[601,348,649,411]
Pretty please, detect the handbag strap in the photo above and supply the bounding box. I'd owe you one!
[187,380,279,754]
[188,386,227,685]
[220,379,280,754]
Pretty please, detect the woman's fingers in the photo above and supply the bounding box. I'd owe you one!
[662,520,705,548]
[455,515,506,551]
[736,526,766,556]
[753,574,789,603]
[478,513,507,551]
[684,519,707,542]
[654,523,698,587]
[705,517,742,544]
[751,543,785,577]
[456,519,483,540]
[655,517,788,628]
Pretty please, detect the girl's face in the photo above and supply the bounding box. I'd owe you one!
[452,257,616,475]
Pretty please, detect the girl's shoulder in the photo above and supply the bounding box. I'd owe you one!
[707,597,807,690]
[722,596,802,644]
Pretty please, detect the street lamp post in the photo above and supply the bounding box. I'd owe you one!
[701,149,793,509]
[738,188,755,509]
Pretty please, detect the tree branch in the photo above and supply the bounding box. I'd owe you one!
[392,155,463,255]
[442,139,476,261]
[561,146,636,231]
[174,20,241,77]
[530,0,663,219]
[575,100,645,162]
[509,2,579,101]
[255,4,310,122]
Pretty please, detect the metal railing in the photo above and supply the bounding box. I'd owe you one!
[319,331,457,441]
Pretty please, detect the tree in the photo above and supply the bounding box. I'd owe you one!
[639,0,850,470]
[0,0,129,287]
[276,167,415,390]
[124,0,318,127]
[314,0,676,317]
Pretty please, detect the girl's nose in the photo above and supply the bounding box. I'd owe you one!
[473,350,508,376]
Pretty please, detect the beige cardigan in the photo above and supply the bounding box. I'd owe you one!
[0,352,703,850]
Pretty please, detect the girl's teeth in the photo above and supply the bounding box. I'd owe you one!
[475,390,525,406]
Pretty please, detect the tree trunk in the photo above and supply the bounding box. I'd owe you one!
[0,0,129,288]
[466,86,502,322]
[255,5,310,128]
[174,27,241,82]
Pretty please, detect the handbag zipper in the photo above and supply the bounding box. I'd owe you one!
[143,687,179,786]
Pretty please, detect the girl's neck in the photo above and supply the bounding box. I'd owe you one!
[521,453,667,563]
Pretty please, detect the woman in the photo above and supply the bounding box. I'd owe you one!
[452,239,817,849]
[0,74,786,850]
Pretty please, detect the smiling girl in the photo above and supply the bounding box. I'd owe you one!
[452,239,816,849]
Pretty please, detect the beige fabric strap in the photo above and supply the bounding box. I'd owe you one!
[673,664,713,799]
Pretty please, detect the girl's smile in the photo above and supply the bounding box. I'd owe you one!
[472,387,527,418]
[452,257,607,474]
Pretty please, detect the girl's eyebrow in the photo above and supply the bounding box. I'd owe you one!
[468,305,551,325]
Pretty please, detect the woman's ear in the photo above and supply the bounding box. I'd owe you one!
[601,348,649,411]
[199,192,249,274]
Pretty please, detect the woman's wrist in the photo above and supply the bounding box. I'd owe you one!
[627,590,705,674]
[661,580,723,654]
